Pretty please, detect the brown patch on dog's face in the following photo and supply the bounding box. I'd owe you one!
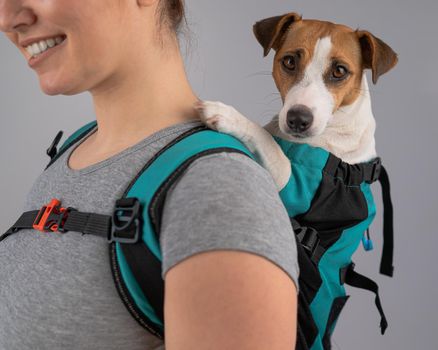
[272,20,364,112]
[253,13,398,138]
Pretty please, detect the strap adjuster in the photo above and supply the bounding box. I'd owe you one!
[109,197,142,244]
[56,207,77,233]
[33,198,70,232]
[366,157,382,184]
[340,262,356,285]
[296,225,320,256]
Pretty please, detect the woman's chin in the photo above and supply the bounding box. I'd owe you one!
[38,77,81,96]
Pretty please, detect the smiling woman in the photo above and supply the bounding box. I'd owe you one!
[0,1,299,349]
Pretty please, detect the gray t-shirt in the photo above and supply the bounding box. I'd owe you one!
[0,119,299,350]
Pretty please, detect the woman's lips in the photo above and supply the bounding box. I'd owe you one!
[28,37,67,68]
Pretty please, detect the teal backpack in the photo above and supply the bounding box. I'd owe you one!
[3,120,394,350]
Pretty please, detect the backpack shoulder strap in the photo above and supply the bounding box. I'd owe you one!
[111,125,256,339]
[45,120,97,169]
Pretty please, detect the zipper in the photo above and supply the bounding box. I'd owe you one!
[109,242,164,340]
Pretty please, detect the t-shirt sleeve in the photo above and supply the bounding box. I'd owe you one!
[159,151,299,292]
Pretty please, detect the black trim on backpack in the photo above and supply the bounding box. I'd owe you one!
[290,153,393,346]
[292,154,371,305]
[295,154,371,248]
[294,231,322,350]
[296,290,320,350]
[109,242,165,339]
[322,295,350,350]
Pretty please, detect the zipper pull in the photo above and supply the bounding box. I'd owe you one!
[362,228,374,251]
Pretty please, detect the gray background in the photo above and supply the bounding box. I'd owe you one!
[1,0,436,348]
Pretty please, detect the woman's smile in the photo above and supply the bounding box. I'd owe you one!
[25,35,67,67]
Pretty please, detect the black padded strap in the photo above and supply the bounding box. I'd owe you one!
[378,165,394,277]
[116,125,210,330]
[120,242,165,322]
[119,126,255,329]
[120,147,253,328]
[360,159,394,277]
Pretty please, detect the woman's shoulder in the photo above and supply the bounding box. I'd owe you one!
[159,150,299,290]
[172,150,278,194]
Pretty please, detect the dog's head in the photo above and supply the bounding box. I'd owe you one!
[253,13,398,139]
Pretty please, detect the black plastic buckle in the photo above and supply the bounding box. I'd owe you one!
[109,197,142,244]
[366,157,382,184]
[296,225,320,256]
[55,207,77,233]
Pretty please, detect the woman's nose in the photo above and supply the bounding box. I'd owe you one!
[0,0,36,33]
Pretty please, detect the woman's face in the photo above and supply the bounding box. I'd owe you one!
[0,0,153,96]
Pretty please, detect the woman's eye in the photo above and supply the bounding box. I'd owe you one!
[332,65,348,79]
[282,55,296,71]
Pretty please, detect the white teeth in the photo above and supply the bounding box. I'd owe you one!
[46,38,55,48]
[38,41,47,51]
[25,36,65,58]
[31,43,40,55]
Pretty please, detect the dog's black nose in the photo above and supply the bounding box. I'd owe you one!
[287,105,313,133]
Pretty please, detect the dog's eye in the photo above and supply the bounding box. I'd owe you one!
[332,65,348,79]
[282,55,296,71]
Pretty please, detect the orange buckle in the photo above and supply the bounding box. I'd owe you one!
[33,198,68,232]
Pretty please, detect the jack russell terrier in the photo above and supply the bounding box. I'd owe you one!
[194,13,398,346]
[194,12,398,191]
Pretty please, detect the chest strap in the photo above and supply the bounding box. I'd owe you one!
[1,198,140,244]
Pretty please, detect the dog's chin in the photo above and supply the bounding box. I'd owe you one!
[278,126,319,142]
[278,120,328,142]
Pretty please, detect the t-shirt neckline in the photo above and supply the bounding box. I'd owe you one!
[62,119,204,176]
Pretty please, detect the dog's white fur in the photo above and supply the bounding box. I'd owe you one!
[269,73,377,164]
[279,37,335,137]
[195,35,377,191]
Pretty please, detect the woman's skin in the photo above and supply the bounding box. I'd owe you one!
[0,0,298,348]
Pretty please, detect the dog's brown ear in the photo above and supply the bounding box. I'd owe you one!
[253,12,302,57]
[356,30,398,84]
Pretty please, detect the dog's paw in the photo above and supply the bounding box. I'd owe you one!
[194,100,248,137]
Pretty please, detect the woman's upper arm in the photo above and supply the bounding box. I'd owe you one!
[164,250,297,350]
[160,152,299,349]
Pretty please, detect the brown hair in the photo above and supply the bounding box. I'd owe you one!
[157,0,186,35]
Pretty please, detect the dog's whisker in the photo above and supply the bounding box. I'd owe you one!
[267,97,282,105]
[243,71,273,79]
[263,92,281,99]
[257,109,281,119]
